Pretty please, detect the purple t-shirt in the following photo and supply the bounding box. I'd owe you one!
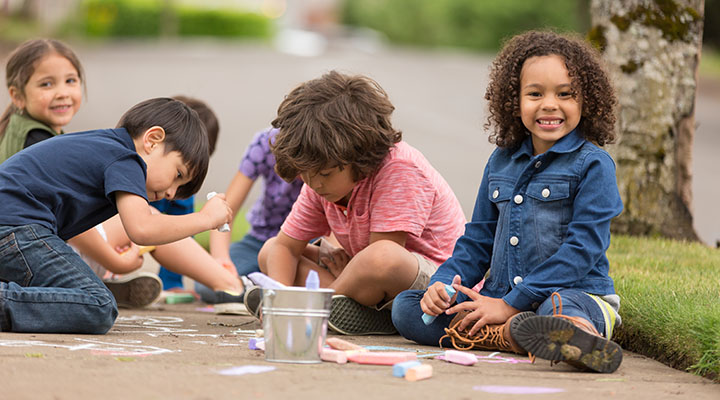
[240,128,303,241]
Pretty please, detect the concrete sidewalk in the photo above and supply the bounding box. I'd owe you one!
[1,302,717,400]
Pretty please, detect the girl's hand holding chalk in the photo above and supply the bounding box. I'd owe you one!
[205,192,231,232]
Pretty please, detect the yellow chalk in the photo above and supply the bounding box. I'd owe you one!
[120,245,156,256]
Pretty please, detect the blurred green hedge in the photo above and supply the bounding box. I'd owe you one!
[75,0,272,39]
[342,0,588,52]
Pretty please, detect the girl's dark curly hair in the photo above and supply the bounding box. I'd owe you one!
[271,70,402,182]
[484,30,617,149]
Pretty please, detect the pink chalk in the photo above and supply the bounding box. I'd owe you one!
[326,337,367,352]
[347,351,417,365]
[405,364,433,381]
[321,348,348,364]
[444,349,478,366]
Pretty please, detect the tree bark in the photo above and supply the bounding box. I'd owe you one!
[589,0,703,241]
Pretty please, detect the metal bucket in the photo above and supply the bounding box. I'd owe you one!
[262,287,334,363]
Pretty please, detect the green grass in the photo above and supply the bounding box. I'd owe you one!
[700,47,720,81]
[608,235,720,381]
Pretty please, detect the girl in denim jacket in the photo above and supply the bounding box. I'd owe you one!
[392,31,624,373]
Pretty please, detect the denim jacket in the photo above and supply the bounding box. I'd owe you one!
[430,129,623,311]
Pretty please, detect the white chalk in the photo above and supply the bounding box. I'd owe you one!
[320,348,348,364]
[405,364,433,381]
[392,360,422,377]
[444,349,478,366]
[206,192,230,232]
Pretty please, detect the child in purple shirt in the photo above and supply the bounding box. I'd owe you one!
[196,127,302,301]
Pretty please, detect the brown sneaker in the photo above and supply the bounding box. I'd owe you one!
[439,309,535,354]
[512,292,623,373]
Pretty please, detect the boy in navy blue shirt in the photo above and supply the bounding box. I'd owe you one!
[0,97,232,333]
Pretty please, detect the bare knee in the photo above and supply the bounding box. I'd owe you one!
[257,237,277,274]
[353,240,410,279]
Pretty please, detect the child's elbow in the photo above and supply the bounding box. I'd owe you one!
[124,224,154,246]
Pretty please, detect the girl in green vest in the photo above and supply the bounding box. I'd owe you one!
[0,38,84,163]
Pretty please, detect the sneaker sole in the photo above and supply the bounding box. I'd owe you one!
[243,286,263,319]
[327,296,397,335]
[514,315,623,373]
[104,274,162,308]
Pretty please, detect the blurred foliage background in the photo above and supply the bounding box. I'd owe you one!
[1,0,717,52]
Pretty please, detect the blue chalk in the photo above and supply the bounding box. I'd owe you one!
[393,360,422,377]
[421,284,456,325]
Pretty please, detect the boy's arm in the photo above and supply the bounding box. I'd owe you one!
[264,231,308,285]
[67,227,143,274]
[209,171,255,264]
[115,191,231,246]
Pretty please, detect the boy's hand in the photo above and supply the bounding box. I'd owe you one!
[115,244,144,271]
[420,275,460,316]
[318,240,349,278]
[200,193,232,231]
[446,284,519,335]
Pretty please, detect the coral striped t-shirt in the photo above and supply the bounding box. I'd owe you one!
[281,141,466,266]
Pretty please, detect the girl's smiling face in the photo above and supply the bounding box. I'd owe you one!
[9,52,82,133]
[519,54,582,155]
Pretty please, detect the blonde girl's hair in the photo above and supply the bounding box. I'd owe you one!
[0,38,85,138]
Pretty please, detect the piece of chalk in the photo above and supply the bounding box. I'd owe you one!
[164,292,196,304]
[444,349,478,366]
[119,245,156,256]
[305,270,320,290]
[392,360,422,377]
[347,351,417,365]
[255,329,264,337]
[206,192,230,232]
[422,284,457,325]
[405,364,433,381]
[321,348,348,364]
[325,337,367,352]
[248,337,264,350]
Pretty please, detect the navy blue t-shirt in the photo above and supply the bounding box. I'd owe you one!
[0,128,147,240]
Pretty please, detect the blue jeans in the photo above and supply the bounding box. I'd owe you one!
[392,288,607,347]
[0,224,117,333]
[194,234,264,300]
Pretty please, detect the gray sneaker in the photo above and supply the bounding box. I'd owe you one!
[327,295,397,335]
[103,272,162,308]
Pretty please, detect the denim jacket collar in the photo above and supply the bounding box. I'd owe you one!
[511,129,585,161]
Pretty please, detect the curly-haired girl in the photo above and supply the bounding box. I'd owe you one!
[392,31,624,373]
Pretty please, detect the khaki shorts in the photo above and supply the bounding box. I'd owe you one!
[377,252,438,311]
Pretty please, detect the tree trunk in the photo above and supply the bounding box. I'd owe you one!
[589,0,704,241]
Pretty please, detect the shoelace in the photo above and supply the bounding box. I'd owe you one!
[439,314,512,351]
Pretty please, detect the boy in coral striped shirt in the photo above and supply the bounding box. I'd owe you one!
[248,71,466,335]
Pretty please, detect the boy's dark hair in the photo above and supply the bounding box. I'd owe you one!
[270,70,402,183]
[117,97,209,199]
[484,30,617,149]
[1,38,85,137]
[172,95,219,156]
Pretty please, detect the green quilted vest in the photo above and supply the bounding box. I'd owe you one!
[0,113,59,163]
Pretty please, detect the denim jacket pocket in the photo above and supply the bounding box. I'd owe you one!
[488,179,513,211]
[526,181,572,260]
[0,232,33,285]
